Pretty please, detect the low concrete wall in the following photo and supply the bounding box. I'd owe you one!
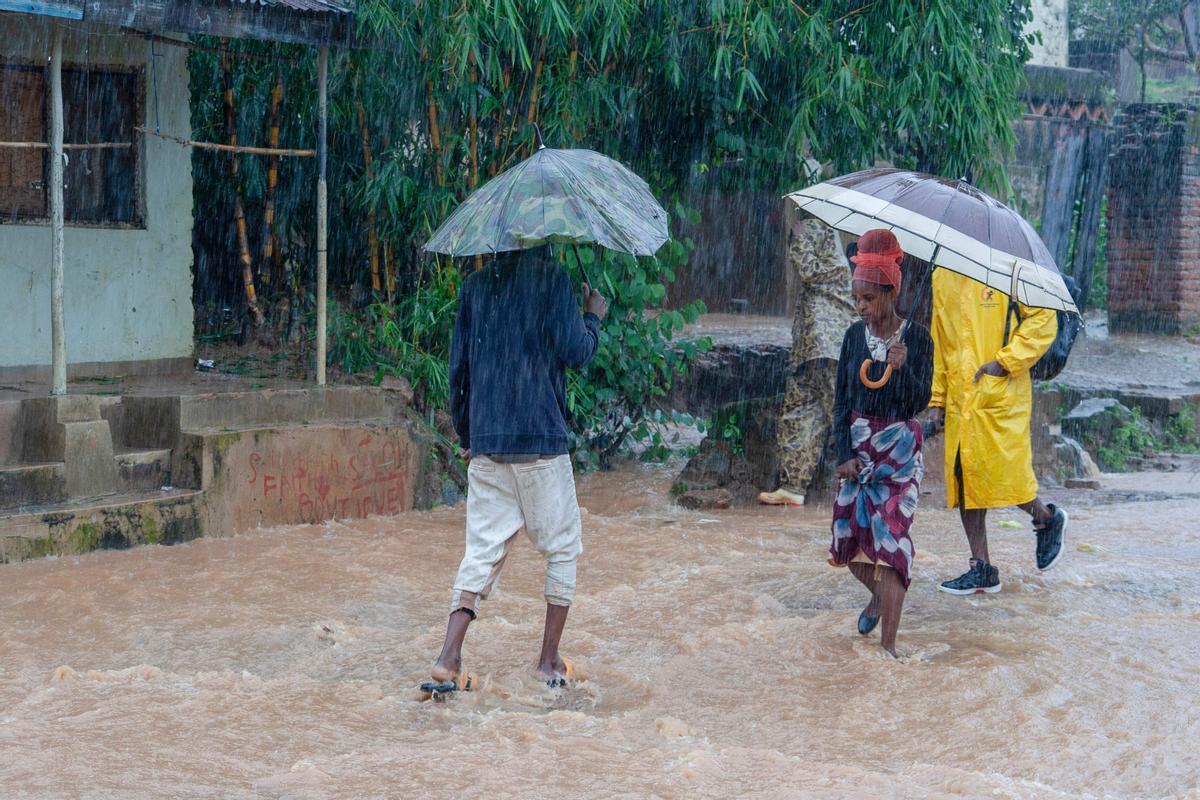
[175,423,427,534]
[1,384,443,562]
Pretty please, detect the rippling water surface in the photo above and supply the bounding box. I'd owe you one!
[1,461,1198,799]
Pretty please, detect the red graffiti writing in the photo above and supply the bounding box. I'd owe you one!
[244,434,410,523]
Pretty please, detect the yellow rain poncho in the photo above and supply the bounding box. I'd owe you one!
[929,269,1057,509]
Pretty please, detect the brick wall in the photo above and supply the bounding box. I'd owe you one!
[1106,100,1200,334]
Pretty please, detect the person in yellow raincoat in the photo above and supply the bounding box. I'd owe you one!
[928,269,1069,595]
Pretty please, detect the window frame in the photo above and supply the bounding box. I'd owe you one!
[0,58,147,230]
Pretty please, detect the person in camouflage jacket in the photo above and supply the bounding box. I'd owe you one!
[758,211,855,507]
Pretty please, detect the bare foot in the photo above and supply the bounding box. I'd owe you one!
[882,643,898,659]
[431,655,461,683]
[533,654,568,683]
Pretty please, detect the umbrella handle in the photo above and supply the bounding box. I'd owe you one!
[570,244,594,289]
[859,359,894,389]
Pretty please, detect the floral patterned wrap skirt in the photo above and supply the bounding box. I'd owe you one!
[829,414,924,588]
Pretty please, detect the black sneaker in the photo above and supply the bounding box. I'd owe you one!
[938,559,1001,595]
[1035,504,1068,571]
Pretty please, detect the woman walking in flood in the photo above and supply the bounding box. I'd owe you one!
[828,229,933,657]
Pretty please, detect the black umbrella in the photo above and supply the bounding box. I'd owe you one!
[787,168,1078,313]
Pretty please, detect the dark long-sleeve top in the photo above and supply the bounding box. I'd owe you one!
[832,319,934,464]
[449,248,601,455]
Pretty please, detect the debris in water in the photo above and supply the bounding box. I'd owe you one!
[655,716,695,738]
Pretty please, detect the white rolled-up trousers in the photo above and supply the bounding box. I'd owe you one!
[451,454,582,613]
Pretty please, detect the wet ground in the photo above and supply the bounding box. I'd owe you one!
[1,459,1198,799]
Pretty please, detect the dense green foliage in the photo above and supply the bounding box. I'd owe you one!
[189,0,1035,463]
[1073,0,1198,101]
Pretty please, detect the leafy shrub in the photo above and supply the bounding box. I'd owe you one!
[563,235,712,468]
[327,237,711,467]
[1097,408,1155,472]
[325,262,458,412]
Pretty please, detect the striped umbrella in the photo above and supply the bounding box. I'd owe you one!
[786,168,1078,313]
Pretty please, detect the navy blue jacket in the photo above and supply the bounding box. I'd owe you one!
[449,248,601,455]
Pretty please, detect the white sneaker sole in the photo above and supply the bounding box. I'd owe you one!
[1037,509,1068,571]
[938,582,1002,596]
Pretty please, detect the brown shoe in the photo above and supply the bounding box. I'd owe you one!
[757,488,805,506]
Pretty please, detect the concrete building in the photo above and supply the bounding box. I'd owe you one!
[0,17,194,379]
[0,3,438,563]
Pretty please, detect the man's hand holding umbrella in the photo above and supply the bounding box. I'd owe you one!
[582,282,609,321]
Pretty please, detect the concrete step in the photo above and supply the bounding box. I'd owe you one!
[19,395,117,498]
[0,488,203,563]
[115,448,171,493]
[0,461,67,512]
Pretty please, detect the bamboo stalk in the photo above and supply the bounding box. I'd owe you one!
[223,53,264,329]
[569,21,579,82]
[0,141,130,150]
[356,93,381,293]
[262,67,283,288]
[498,74,523,170]
[526,48,545,125]
[383,240,395,304]
[426,78,444,186]
[490,65,512,177]
[136,127,315,156]
[500,39,545,171]
[603,52,619,77]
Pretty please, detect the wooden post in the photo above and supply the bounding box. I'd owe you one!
[316,45,329,386]
[49,26,66,396]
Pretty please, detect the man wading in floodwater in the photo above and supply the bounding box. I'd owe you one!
[428,245,607,691]
[929,269,1068,594]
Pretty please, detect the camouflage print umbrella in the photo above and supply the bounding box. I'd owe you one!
[423,146,670,257]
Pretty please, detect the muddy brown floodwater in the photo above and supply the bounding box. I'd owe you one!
[1,460,1199,799]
